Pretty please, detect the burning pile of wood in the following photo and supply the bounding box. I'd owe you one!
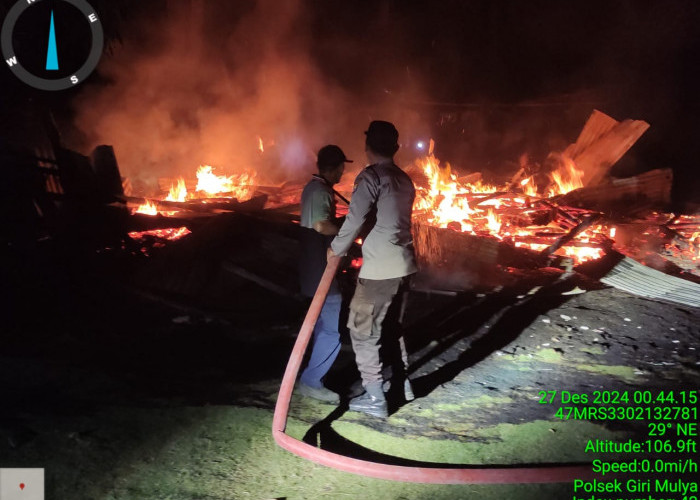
[125,110,696,303]
[410,110,656,266]
[10,109,698,307]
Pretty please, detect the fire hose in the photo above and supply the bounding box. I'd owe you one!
[272,256,593,483]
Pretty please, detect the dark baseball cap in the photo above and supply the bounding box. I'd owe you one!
[365,120,400,156]
[317,145,353,168]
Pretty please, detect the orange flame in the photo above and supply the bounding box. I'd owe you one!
[521,177,538,197]
[165,178,188,202]
[547,157,584,196]
[195,165,257,201]
[412,145,610,265]
[134,199,158,215]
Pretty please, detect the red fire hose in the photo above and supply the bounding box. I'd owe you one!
[272,256,593,483]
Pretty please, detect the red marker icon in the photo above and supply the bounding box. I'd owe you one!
[20,482,26,490]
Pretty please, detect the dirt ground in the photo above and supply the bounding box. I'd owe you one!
[1,241,698,499]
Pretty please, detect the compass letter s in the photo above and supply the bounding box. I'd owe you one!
[71,75,78,84]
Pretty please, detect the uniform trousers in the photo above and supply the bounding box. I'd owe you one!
[347,276,410,387]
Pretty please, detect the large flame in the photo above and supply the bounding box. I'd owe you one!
[412,148,610,264]
[130,139,611,265]
[194,165,257,201]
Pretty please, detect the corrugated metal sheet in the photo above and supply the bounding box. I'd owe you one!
[599,254,700,308]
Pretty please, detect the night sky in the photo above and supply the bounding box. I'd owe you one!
[2,0,699,202]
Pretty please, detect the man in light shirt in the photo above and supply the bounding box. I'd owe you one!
[297,145,353,403]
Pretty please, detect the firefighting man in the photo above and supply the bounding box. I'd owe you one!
[296,145,353,403]
[328,120,416,418]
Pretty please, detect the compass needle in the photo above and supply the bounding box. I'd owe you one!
[46,10,59,70]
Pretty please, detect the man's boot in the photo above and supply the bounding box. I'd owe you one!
[348,382,388,418]
[403,378,415,401]
[382,378,415,402]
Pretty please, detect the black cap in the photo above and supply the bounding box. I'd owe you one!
[365,120,399,157]
[317,145,353,168]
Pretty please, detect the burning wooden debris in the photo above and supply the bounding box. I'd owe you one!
[7,109,698,306]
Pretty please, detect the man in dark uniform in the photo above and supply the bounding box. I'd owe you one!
[328,121,417,417]
[297,145,353,403]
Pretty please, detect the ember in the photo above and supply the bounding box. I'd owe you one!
[128,226,192,242]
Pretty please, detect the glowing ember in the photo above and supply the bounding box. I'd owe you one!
[257,136,264,153]
[128,226,191,241]
[134,199,158,215]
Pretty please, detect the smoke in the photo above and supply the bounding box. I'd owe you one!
[71,0,386,193]
[70,1,699,202]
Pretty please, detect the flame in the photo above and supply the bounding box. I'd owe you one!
[556,246,604,262]
[547,157,584,196]
[521,177,538,197]
[412,145,610,265]
[413,153,476,228]
[195,165,257,201]
[165,177,188,202]
[127,141,616,266]
[134,199,158,215]
[485,209,501,234]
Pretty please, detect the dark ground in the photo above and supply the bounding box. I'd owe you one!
[1,230,699,499]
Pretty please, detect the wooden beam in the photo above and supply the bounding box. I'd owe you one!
[541,214,601,256]
[563,110,650,187]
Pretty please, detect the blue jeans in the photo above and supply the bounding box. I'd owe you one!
[300,293,342,388]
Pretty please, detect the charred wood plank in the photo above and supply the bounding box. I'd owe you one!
[122,194,267,214]
[90,145,124,201]
[220,261,302,300]
[557,169,672,211]
[512,235,607,248]
[541,214,602,256]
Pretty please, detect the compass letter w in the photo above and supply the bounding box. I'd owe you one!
[5,56,18,67]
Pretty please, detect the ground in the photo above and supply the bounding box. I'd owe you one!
[1,241,698,500]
